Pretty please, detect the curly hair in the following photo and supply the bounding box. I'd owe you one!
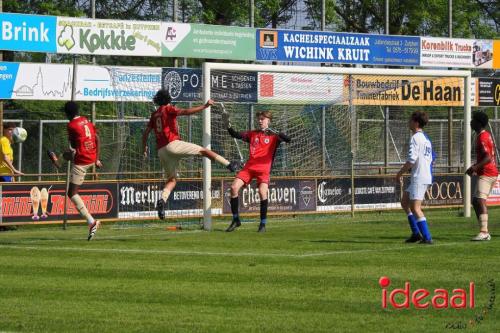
[472,111,488,128]
[64,101,79,119]
[153,89,172,106]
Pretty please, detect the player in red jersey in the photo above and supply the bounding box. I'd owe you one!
[466,111,498,241]
[225,111,291,232]
[142,89,239,220]
[57,102,102,240]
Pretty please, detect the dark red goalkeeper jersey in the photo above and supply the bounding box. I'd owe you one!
[241,130,281,172]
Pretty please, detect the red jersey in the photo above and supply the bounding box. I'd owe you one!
[476,130,498,177]
[67,116,97,165]
[148,105,181,150]
[241,130,281,172]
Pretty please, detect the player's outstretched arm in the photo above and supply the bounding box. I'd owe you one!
[142,126,151,158]
[264,128,291,143]
[179,99,214,116]
[228,127,251,143]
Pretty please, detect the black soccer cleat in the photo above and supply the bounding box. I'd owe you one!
[405,233,423,243]
[156,199,166,220]
[257,223,266,233]
[226,161,240,173]
[47,150,62,169]
[225,218,241,232]
[419,239,434,245]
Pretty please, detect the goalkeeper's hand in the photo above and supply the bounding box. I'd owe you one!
[221,111,231,129]
[264,127,279,135]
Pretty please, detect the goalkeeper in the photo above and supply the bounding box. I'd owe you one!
[142,89,239,220]
[225,111,291,233]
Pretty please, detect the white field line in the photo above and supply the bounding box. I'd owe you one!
[0,242,462,258]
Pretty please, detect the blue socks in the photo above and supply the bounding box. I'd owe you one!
[417,217,432,241]
[407,213,420,236]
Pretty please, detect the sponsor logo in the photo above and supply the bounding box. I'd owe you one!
[58,25,75,50]
[259,74,274,97]
[495,84,500,105]
[379,276,475,309]
[300,186,313,206]
[163,71,183,99]
[401,80,461,102]
[241,185,297,207]
[260,30,277,49]
[1,20,50,42]
[0,14,56,53]
[80,28,136,53]
[1,187,113,218]
[317,181,343,203]
[165,26,177,41]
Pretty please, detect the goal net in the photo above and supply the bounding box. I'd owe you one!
[201,63,473,229]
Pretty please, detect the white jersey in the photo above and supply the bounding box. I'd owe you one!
[407,131,434,185]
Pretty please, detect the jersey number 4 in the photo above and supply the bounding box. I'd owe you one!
[84,124,92,138]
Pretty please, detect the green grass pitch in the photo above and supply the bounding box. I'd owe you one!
[0,209,498,332]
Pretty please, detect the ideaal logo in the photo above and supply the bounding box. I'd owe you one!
[379,276,475,309]
[379,277,496,329]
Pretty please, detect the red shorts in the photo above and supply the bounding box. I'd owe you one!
[236,167,270,185]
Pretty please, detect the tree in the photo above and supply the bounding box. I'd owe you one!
[329,0,497,38]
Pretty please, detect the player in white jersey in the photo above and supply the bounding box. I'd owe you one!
[396,111,434,244]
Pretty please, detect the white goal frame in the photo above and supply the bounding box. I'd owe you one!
[202,62,473,230]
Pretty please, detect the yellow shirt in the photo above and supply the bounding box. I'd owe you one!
[0,136,14,175]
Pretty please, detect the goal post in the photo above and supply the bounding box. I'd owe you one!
[202,62,473,230]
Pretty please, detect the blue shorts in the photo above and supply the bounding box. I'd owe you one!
[0,176,13,182]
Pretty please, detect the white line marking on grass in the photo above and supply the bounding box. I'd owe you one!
[299,242,461,257]
[0,244,295,257]
[0,241,463,258]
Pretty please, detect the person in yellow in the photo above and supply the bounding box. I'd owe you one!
[0,122,24,182]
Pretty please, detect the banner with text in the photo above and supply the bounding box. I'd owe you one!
[161,23,255,61]
[256,29,420,66]
[476,77,500,106]
[0,182,117,223]
[56,16,162,56]
[222,179,317,214]
[118,180,222,218]
[343,75,467,106]
[420,37,496,69]
[0,13,57,53]
[258,72,344,104]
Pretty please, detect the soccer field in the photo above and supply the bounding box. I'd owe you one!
[0,209,498,332]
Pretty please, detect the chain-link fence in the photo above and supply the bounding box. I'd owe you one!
[8,106,498,181]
